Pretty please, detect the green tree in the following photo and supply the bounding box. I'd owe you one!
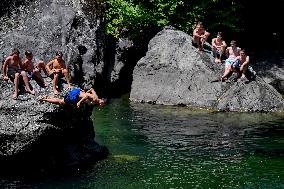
[105,0,243,40]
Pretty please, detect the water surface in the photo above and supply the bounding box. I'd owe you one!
[1,97,283,188]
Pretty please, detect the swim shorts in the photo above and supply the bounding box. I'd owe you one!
[64,88,81,105]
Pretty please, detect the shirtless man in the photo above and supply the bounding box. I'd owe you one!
[38,87,105,108]
[233,49,250,79]
[221,40,241,81]
[192,22,210,51]
[21,51,47,87]
[212,32,227,64]
[2,48,35,99]
[45,51,71,95]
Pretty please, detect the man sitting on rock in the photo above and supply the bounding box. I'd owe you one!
[21,50,48,87]
[192,22,210,51]
[238,49,250,79]
[212,32,227,64]
[221,40,241,81]
[2,48,35,99]
[38,87,105,108]
[45,51,71,95]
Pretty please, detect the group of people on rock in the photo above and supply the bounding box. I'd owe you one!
[192,22,250,81]
[2,48,105,107]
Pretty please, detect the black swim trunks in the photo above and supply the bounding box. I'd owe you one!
[7,67,21,81]
[49,70,63,79]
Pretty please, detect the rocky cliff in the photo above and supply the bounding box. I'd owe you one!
[130,29,284,112]
[0,77,108,172]
[0,0,111,171]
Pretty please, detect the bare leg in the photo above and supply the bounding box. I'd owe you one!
[42,97,65,105]
[21,71,35,95]
[62,69,71,88]
[193,36,201,49]
[52,73,59,95]
[12,73,20,99]
[33,69,47,87]
[212,47,219,63]
[36,61,48,76]
[220,46,225,62]
[222,65,232,80]
[200,32,210,50]
[240,65,248,78]
[200,38,205,50]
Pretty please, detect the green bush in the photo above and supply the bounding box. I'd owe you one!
[104,0,243,40]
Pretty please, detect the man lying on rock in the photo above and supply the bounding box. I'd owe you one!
[38,87,105,108]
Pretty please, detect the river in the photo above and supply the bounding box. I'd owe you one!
[0,96,283,188]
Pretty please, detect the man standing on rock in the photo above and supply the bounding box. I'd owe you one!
[2,48,35,99]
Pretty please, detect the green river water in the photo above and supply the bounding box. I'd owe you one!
[1,96,283,188]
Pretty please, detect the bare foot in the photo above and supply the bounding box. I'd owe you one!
[27,89,35,95]
[12,93,17,100]
[54,90,59,96]
[25,86,35,95]
[43,82,48,87]
[37,95,48,102]
[221,77,227,82]
[215,58,219,64]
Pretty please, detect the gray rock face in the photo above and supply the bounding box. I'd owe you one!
[0,78,108,170]
[130,29,284,112]
[0,1,109,170]
[252,51,284,94]
[0,0,105,89]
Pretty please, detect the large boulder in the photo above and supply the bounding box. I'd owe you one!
[130,29,284,112]
[252,50,284,94]
[0,0,108,89]
[0,78,108,172]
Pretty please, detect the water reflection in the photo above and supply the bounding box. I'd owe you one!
[130,102,284,158]
[92,99,283,188]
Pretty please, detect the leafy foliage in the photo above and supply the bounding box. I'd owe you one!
[104,0,244,40]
